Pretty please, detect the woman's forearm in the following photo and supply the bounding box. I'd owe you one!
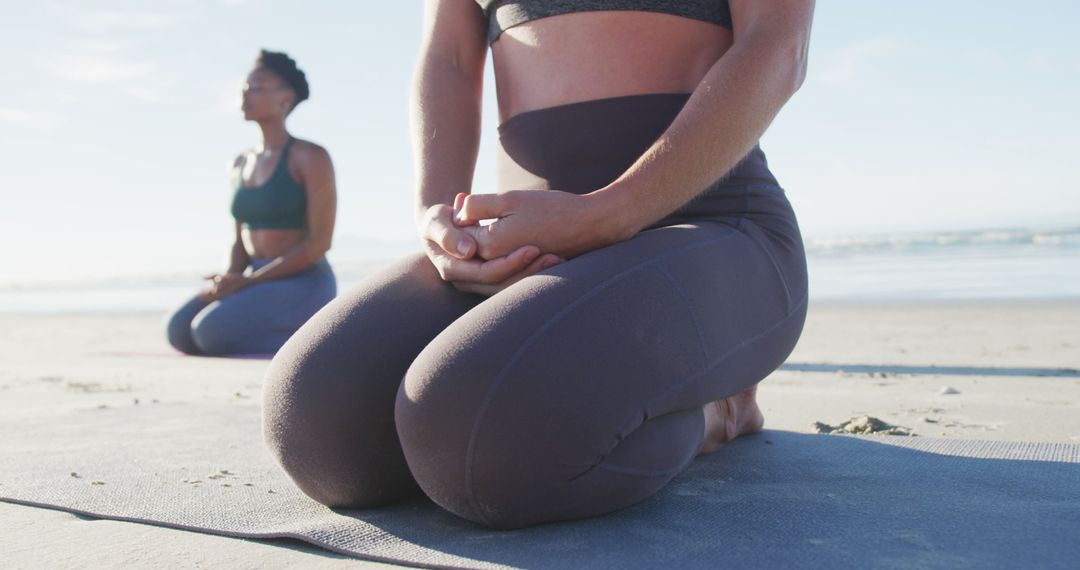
[244,239,327,285]
[587,29,810,242]
[410,53,484,232]
[226,240,251,274]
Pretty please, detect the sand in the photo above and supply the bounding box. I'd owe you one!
[1,300,1078,568]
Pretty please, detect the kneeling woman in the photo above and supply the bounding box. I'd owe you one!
[263,2,813,529]
[166,50,337,356]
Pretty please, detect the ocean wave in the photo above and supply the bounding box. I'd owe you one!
[805,225,1080,256]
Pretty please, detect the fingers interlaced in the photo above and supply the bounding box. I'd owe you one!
[421,204,474,259]
[456,193,507,226]
[449,249,560,297]
[421,196,560,291]
[435,245,538,285]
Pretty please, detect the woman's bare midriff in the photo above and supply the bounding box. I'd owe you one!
[243,228,306,260]
[491,11,734,122]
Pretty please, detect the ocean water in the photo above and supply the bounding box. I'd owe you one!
[804,225,1080,300]
[1,225,1077,314]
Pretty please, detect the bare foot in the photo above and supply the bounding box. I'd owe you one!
[697,384,765,456]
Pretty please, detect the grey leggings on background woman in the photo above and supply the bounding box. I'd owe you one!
[262,93,808,529]
[166,257,336,356]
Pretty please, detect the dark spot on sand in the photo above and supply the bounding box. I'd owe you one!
[67,381,133,394]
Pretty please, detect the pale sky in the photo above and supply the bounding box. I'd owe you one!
[1,0,1077,283]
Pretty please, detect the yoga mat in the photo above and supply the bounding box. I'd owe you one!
[2,402,1078,569]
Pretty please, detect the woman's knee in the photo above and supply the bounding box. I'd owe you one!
[164,296,207,355]
[263,253,468,508]
[393,288,707,527]
[398,359,702,528]
[189,297,294,356]
[189,308,246,355]
[165,315,197,355]
[395,369,640,529]
[395,346,590,529]
[262,309,419,506]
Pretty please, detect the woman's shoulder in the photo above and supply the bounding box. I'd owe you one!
[287,138,334,187]
[289,138,331,162]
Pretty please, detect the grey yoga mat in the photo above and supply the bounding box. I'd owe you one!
[2,402,1078,570]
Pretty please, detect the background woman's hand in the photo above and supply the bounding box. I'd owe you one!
[418,194,563,296]
[198,272,247,302]
[453,190,617,262]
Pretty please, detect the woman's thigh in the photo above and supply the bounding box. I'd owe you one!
[263,252,485,507]
[396,217,808,528]
[192,265,336,355]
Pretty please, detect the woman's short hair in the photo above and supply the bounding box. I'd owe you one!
[255,49,309,108]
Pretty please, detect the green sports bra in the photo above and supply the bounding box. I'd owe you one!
[230,138,308,230]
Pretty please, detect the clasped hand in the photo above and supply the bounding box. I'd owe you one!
[198,272,247,302]
[419,190,612,296]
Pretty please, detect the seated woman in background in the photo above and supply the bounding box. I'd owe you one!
[166,49,337,356]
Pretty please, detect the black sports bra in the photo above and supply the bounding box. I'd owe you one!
[475,0,732,45]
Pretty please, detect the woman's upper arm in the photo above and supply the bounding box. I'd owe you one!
[229,153,245,180]
[295,144,336,248]
[230,156,246,245]
[729,0,815,88]
[419,0,488,75]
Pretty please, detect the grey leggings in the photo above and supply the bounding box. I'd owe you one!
[262,94,808,529]
[165,257,336,356]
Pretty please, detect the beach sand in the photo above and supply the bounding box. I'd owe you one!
[2,300,1078,567]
